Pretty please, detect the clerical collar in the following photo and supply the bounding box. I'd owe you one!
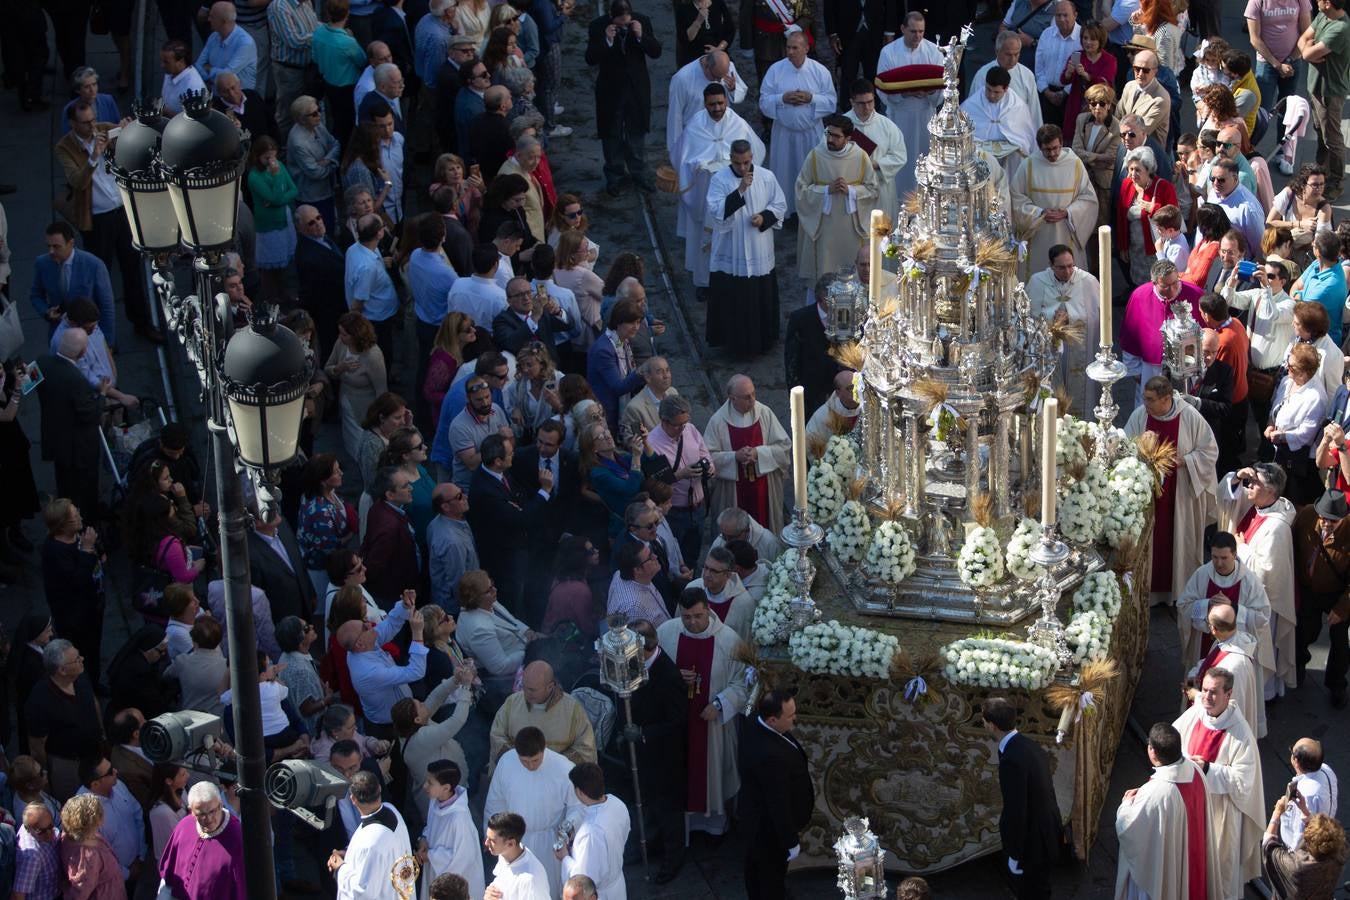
[644,647,662,670]
[756,716,798,748]
[197,806,231,839]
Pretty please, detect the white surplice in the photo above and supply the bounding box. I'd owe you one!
[1173,702,1266,900]
[686,572,755,638]
[419,787,484,900]
[1114,759,1222,900]
[844,109,906,223]
[972,60,1043,129]
[876,38,944,199]
[676,108,765,288]
[337,804,412,900]
[705,163,786,278]
[666,56,750,165]
[483,749,580,897]
[758,56,836,217]
[1025,266,1101,416]
[1182,627,1266,740]
[559,795,631,900]
[487,846,551,900]
[1010,147,1099,277]
[961,88,1037,177]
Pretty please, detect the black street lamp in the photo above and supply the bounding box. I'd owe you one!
[111,91,312,900]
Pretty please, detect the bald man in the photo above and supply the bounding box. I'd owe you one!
[1281,738,1339,849]
[1117,49,1170,146]
[667,50,749,164]
[14,802,59,900]
[196,1,258,89]
[806,369,860,446]
[488,661,598,769]
[212,70,276,142]
[339,592,426,736]
[469,85,515,182]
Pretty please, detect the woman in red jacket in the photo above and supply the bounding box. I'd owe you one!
[1115,145,1179,289]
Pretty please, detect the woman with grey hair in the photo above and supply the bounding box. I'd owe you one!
[286,96,342,233]
[60,67,119,133]
[336,184,396,260]
[276,616,333,736]
[1116,143,1179,288]
[501,67,541,125]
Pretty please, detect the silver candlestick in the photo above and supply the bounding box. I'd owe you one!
[1085,344,1127,463]
[1025,529,1073,670]
[781,505,824,633]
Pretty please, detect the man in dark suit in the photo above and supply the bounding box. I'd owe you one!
[434,37,478,154]
[784,273,845,415]
[510,419,580,617]
[492,276,569,363]
[361,466,423,607]
[213,71,278,142]
[1193,328,1236,476]
[294,204,349,354]
[626,618,689,883]
[108,708,155,810]
[738,687,814,900]
[35,328,103,517]
[357,63,408,135]
[468,85,515,181]
[823,0,895,102]
[583,0,662,195]
[613,500,675,607]
[431,186,475,277]
[982,697,1062,899]
[372,0,415,95]
[466,433,542,618]
[248,508,317,623]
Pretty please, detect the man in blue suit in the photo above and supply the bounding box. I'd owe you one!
[30,222,117,347]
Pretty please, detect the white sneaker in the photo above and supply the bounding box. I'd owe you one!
[1278,158,1294,176]
[553,103,564,115]
[547,124,573,137]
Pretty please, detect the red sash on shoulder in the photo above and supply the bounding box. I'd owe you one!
[1174,768,1209,900]
[753,16,814,47]
[1199,577,1242,657]
[1196,647,1228,683]
[1235,506,1266,545]
[1186,720,1227,763]
[707,596,734,624]
[677,632,718,813]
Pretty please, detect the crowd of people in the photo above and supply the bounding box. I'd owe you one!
[2,0,1350,896]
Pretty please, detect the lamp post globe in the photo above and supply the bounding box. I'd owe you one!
[109,104,180,254]
[220,318,311,472]
[158,90,247,253]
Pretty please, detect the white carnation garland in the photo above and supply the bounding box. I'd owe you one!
[823,434,859,479]
[807,461,845,524]
[956,525,1004,589]
[1056,415,1090,469]
[941,637,1058,690]
[1005,517,1045,582]
[827,499,872,564]
[864,519,917,584]
[1059,461,1108,545]
[788,619,899,678]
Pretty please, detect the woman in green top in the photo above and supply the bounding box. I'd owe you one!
[246,136,300,306]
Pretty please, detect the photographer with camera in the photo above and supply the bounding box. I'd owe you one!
[1291,488,1350,707]
[645,394,715,566]
[583,0,662,196]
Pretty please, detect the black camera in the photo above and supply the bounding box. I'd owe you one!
[694,458,711,474]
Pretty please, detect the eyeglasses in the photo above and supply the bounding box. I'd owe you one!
[411,442,426,451]
[1119,130,1137,139]
[563,208,584,219]
[507,290,532,300]
[1132,66,1154,73]
[703,564,729,574]
[1088,101,1108,107]
[96,766,117,781]
[305,109,321,117]
[1218,141,1236,150]
[29,824,54,836]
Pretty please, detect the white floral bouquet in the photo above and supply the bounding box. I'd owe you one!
[864,520,916,584]
[956,525,1005,589]
[941,637,1059,690]
[1102,503,1144,548]
[1059,461,1108,545]
[751,588,791,646]
[789,619,899,678]
[1073,571,1122,619]
[1109,456,1155,510]
[827,499,872,564]
[765,548,805,596]
[1056,415,1090,469]
[1005,517,1045,582]
[807,461,845,524]
[1065,610,1113,663]
[823,434,859,478]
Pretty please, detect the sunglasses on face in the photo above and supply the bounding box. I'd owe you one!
[1133,66,1153,73]
[1120,130,1137,139]
[1218,141,1236,150]
[563,209,584,219]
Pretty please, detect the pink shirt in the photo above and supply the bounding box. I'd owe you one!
[1119,280,1204,365]
[1245,0,1310,63]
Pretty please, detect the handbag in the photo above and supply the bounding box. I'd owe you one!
[640,433,682,485]
[1247,368,1277,406]
[132,540,176,623]
[0,295,22,362]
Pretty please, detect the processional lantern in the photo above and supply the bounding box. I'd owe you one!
[825,267,866,343]
[1160,299,1203,392]
[596,614,648,695]
[834,816,887,899]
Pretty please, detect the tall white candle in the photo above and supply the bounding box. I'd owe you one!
[791,386,808,509]
[1041,397,1058,529]
[1097,225,1112,347]
[869,209,884,308]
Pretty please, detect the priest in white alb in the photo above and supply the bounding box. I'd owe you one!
[1181,602,1267,740]
[973,31,1043,131]
[795,114,878,283]
[334,772,413,900]
[1217,464,1299,698]
[758,31,836,218]
[1114,722,1220,900]
[676,83,764,293]
[1125,376,1219,606]
[667,50,749,239]
[843,79,906,224]
[875,12,944,199]
[1025,244,1100,415]
[704,142,786,356]
[683,550,754,638]
[484,726,581,897]
[704,374,792,534]
[961,66,1037,177]
[419,761,484,900]
[1010,124,1098,280]
[558,763,630,900]
[1174,666,1266,900]
[656,589,749,838]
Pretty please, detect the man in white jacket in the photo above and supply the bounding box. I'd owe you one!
[558,763,630,900]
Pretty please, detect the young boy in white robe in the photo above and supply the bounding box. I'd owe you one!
[418,761,484,900]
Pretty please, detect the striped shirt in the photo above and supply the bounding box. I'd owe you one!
[267,0,318,66]
[606,570,670,625]
[13,826,59,900]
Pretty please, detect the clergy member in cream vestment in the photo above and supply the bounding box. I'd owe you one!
[704,375,792,534]
[843,79,906,223]
[1010,127,1098,279]
[962,66,1037,177]
[759,32,836,218]
[1025,246,1100,415]
[1181,604,1267,741]
[794,114,879,283]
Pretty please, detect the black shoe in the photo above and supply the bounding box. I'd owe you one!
[135,323,167,344]
[653,859,684,884]
[1332,688,1348,710]
[8,527,32,553]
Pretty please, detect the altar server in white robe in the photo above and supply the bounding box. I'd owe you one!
[484,812,551,900]
[973,31,1043,131]
[1025,244,1100,415]
[657,590,749,837]
[844,79,906,223]
[484,727,581,897]
[684,548,755,638]
[1010,125,1098,280]
[1114,722,1221,900]
[676,84,764,290]
[876,13,944,199]
[668,50,749,238]
[759,32,836,218]
[558,763,630,900]
[1174,666,1266,900]
[704,145,785,356]
[962,66,1037,178]
[334,771,413,900]
[1216,464,1298,697]
[1181,603,1267,740]
[1125,377,1219,606]
[704,375,792,535]
[795,114,879,282]
[419,762,484,900]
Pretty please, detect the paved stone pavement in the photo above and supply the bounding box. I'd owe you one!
[6,4,1350,898]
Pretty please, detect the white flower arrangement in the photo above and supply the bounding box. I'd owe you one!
[751,587,791,646]
[956,525,1005,589]
[941,637,1059,690]
[1102,456,1153,547]
[807,461,845,524]
[1102,504,1144,548]
[1073,571,1122,619]
[764,548,805,596]
[823,434,859,478]
[1056,415,1090,469]
[1005,517,1046,582]
[864,520,917,584]
[1059,461,1108,545]
[1065,610,1113,663]
[788,619,899,678]
[827,499,872,564]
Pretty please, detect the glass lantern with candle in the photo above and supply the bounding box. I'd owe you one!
[596,615,647,696]
[834,816,887,900]
[1161,299,1203,393]
[825,267,866,343]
